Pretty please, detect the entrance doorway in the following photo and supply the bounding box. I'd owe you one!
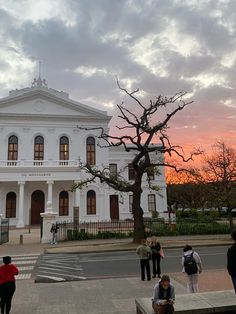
[31,190,45,225]
[110,195,119,220]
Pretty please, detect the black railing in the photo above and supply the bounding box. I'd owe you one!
[56,220,135,241]
[0,218,9,244]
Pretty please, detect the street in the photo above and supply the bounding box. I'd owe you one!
[35,245,229,282]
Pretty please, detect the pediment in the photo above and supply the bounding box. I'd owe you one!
[0,88,110,121]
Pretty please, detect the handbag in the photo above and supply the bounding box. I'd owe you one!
[159,248,164,258]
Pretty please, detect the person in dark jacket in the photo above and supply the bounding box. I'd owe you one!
[227,230,236,294]
[152,274,175,314]
[50,223,59,244]
[0,256,19,314]
[149,237,162,278]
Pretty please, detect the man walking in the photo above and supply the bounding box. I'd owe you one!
[182,244,202,293]
[227,230,236,294]
[136,239,152,281]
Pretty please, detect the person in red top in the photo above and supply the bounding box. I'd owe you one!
[0,256,18,314]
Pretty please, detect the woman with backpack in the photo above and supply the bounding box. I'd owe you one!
[182,244,202,293]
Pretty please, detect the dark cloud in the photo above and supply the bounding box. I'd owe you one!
[0,0,235,150]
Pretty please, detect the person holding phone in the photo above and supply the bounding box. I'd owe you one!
[152,274,175,314]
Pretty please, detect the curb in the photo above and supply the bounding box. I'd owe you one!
[44,241,232,254]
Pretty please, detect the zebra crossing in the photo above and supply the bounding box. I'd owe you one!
[35,253,87,283]
[0,254,40,280]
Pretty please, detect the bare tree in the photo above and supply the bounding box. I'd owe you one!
[201,140,236,230]
[72,82,200,243]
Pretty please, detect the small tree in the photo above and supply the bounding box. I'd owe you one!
[201,140,236,230]
[72,82,200,243]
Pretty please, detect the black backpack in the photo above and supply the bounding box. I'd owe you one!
[184,252,198,275]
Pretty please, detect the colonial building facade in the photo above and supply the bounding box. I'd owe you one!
[0,77,167,227]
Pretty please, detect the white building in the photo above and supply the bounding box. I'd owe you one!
[0,77,167,227]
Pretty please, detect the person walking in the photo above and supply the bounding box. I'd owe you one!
[0,256,19,314]
[182,244,202,293]
[227,229,236,294]
[149,237,162,278]
[152,274,175,314]
[136,239,152,281]
[50,223,59,244]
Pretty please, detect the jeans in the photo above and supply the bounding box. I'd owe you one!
[186,273,199,293]
[152,254,161,276]
[51,232,57,244]
[0,281,16,314]
[140,259,151,280]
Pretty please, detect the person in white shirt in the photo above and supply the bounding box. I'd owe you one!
[182,244,202,293]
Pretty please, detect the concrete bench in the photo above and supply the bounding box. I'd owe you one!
[135,290,236,314]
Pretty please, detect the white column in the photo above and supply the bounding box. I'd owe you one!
[46,180,54,213]
[40,212,57,244]
[73,181,80,223]
[74,187,80,206]
[17,181,25,228]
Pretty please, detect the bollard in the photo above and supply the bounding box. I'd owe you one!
[19,234,23,245]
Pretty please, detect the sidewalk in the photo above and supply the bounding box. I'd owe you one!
[1,229,235,314]
[1,228,233,255]
[11,270,234,314]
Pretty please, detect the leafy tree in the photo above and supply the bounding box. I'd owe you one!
[201,140,236,230]
[72,82,200,243]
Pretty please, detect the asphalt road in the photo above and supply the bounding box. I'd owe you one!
[35,245,230,283]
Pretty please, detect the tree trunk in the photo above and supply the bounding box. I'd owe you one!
[132,185,146,243]
[228,209,234,232]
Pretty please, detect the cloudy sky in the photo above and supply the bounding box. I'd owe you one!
[0,0,236,155]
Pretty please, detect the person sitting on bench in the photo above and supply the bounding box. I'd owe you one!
[152,274,175,314]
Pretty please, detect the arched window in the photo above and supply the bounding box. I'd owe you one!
[6,192,16,218]
[86,136,95,165]
[60,136,69,160]
[59,191,69,216]
[8,135,18,160]
[34,136,44,160]
[87,190,96,215]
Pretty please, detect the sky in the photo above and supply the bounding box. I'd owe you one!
[0,0,236,157]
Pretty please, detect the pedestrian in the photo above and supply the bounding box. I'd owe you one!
[50,223,59,244]
[136,238,152,281]
[152,274,175,314]
[227,229,236,294]
[182,244,202,293]
[149,236,162,278]
[0,256,19,314]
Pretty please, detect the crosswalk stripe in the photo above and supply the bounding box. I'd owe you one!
[14,260,37,265]
[0,254,40,258]
[38,267,86,279]
[36,274,65,282]
[18,266,34,271]
[40,262,82,271]
[12,256,39,261]
[35,253,87,282]
[16,274,31,280]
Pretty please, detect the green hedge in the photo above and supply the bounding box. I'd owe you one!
[147,222,230,236]
[65,222,231,241]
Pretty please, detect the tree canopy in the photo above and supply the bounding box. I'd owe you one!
[72,82,200,243]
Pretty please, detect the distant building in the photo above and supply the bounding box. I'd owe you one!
[0,77,167,227]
